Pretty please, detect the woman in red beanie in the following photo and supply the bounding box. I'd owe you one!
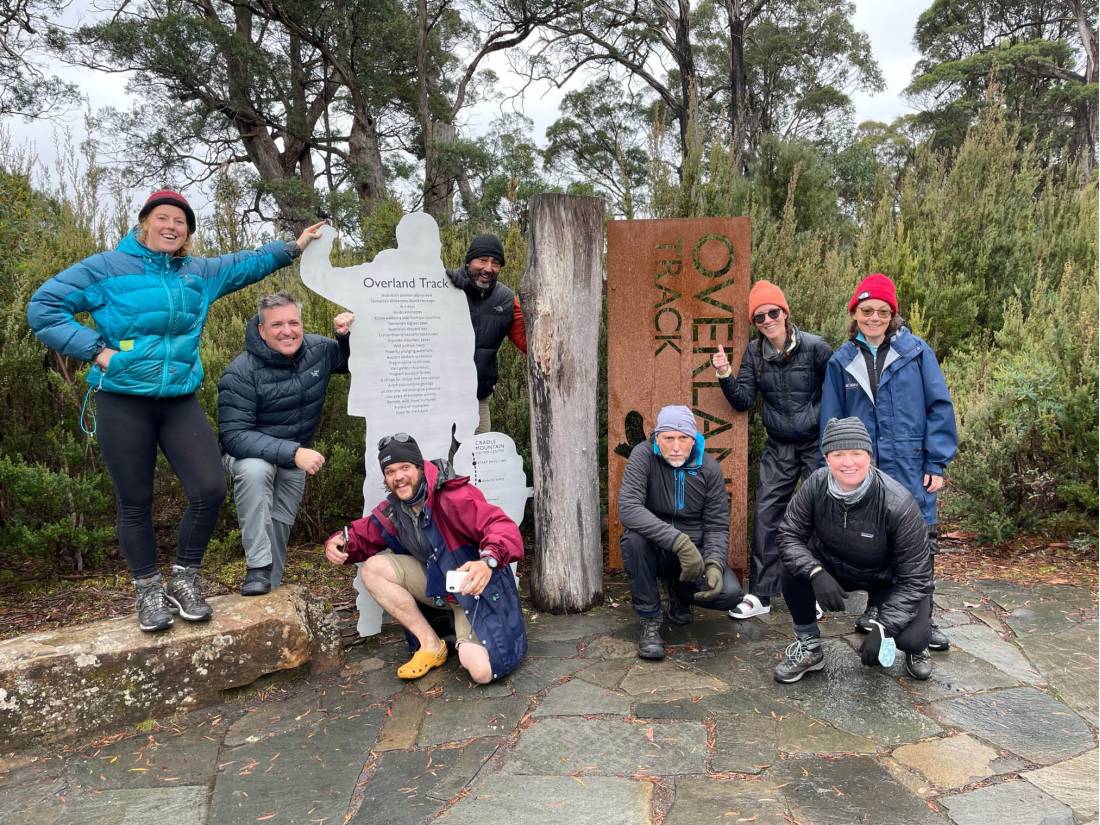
[819,272,958,653]
[28,189,325,632]
[711,280,833,619]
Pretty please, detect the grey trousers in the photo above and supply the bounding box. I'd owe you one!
[476,397,492,434]
[223,455,306,586]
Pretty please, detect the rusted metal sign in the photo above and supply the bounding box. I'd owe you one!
[607,218,750,573]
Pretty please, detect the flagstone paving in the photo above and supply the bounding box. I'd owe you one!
[0,576,1096,825]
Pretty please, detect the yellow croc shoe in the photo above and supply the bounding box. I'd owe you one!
[396,639,448,680]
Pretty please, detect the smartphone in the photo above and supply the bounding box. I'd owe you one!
[445,570,468,593]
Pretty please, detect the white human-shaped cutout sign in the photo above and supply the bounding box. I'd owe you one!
[453,432,533,583]
[300,215,480,635]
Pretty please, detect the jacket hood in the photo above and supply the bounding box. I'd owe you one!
[650,430,705,471]
[245,312,302,367]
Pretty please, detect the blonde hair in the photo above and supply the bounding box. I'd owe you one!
[137,216,193,257]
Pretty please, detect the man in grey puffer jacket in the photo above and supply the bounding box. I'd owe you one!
[218,292,352,594]
[618,405,743,660]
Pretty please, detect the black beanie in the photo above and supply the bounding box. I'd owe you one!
[821,417,873,455]
[464,233,506,267]
[378,435,424,471]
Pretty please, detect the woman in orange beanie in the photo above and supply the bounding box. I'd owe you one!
[711,280,833,619]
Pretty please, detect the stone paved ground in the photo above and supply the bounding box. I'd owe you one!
[1,577,1096,825]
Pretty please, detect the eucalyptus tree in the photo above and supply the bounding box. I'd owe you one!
[907,0,1098,172]
[0,0,78,118]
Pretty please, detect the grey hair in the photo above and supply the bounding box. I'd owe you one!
[257,291,301,320]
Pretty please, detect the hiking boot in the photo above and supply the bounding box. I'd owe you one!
[905,648,933,680]
[240,565,272,596]
[666,589,693,625]
[773,635,825,683]
[166,565,213,622]
[855,605,879,634]
[637,617,666,660]
[135,574,173,633]
[928,621,950,651]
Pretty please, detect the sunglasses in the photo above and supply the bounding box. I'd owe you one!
[857,306,893,320]
[752,308,783,325]
[377,432,413,451]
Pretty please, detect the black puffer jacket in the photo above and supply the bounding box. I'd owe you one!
[217,315,349,468]
[719,325,832,443]
[446,266,522,400]
[617,433,730,565]
[777,466,932,634]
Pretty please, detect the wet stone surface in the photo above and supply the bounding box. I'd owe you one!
[930,687,1096,766]
[665,777,790,825]
[443,775,652,824]
[939,780,1074,825]
[1021,748,1099,821]
[891,734,1004,789]
[769,755,950,825]
[942,623,1044,685]
[532,677,632,718]
[56,786,209,825]
[416,695,529,747]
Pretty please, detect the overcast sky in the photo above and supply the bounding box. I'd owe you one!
[7,0,932,207]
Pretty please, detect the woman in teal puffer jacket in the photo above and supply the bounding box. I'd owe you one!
[27,189,324,632]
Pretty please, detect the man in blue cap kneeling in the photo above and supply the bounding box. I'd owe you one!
[617,405,743,660]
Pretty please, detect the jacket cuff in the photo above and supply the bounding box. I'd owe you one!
[923,462,945,477]
[285,240,302,260]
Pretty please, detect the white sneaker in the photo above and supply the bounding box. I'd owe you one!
[728,594,771,619]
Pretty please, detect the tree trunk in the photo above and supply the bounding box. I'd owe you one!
[424,120,456,223]
[521,193,605,613]
[349,105,388,207]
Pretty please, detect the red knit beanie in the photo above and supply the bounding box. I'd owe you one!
[748,280,790,321]
[138,189,196,233]
[848,273,897,313]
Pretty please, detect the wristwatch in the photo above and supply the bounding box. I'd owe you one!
[480,553,499,570]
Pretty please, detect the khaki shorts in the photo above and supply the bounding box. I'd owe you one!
[379,551,481,647]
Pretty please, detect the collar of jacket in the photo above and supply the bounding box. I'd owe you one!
[761,323,800,362]
[650,430,705,471]
[244,312,306,367]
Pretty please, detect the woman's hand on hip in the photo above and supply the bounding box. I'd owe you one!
[95,347,119,371]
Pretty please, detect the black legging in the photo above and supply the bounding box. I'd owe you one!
[96,391,226,579]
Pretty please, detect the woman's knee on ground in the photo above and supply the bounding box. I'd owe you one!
[458,642,493,684]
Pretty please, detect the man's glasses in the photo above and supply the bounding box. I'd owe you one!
[752,308,783,325]
[857,306,893,320]
[377,432,412,451]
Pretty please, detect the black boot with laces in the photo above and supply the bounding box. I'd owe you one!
[135,574,173,633]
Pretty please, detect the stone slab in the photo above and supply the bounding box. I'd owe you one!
[977,580,1095,614]
[618,661,729,699]
[902,648,1022,702]
[776,640,942,745]
[1013,620,1099,720]
[775,711,877,755]
[1004,600,1096,638]
[56,786,208,825]
[665,777,790,825]
[533,678,632,718]
[575,659,633,691]
[933,581,986,611]
[769,755,949,825]
[931,688,1096,766]
[505,656,586,696]
[0,775,67,825]
[943,624,1044,685]
[502,717,707,776]
[414,663,514,698]
[0,586,342,750]
[374,691,429,751]
[524,610,633,642]
[582,635,641,659]
[442,775,652,824]
[939,780,1074,825]
[65,725,221,790]
[417,695,529,747]
[1021,748,1099,820]
[712,715,778,773]
[892,734,1003,789]
[352,740,498,824]
[209,709,382,823]
[223,690,326,747]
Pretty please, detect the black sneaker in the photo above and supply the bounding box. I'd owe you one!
[773,635,825,683]
[637,618,666,660]
[135,574,173,633]
[905,648,933,680]
[928,621,950,651]
[240,565,272,596]
[166,565,213,622]
[855,605,879,634]
[666,588,693,625]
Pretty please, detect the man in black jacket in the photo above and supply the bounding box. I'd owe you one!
[618,405,743,660]
[445,234,526,433]
[218,292,352,595]
[773,417,934,683]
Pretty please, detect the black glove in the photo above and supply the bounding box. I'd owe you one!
[672,533,705,582]
[809,568,847,612]
[694,563,724,600]
[859,619,889,666]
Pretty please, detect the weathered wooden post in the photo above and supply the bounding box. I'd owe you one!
[521,193,605,613]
